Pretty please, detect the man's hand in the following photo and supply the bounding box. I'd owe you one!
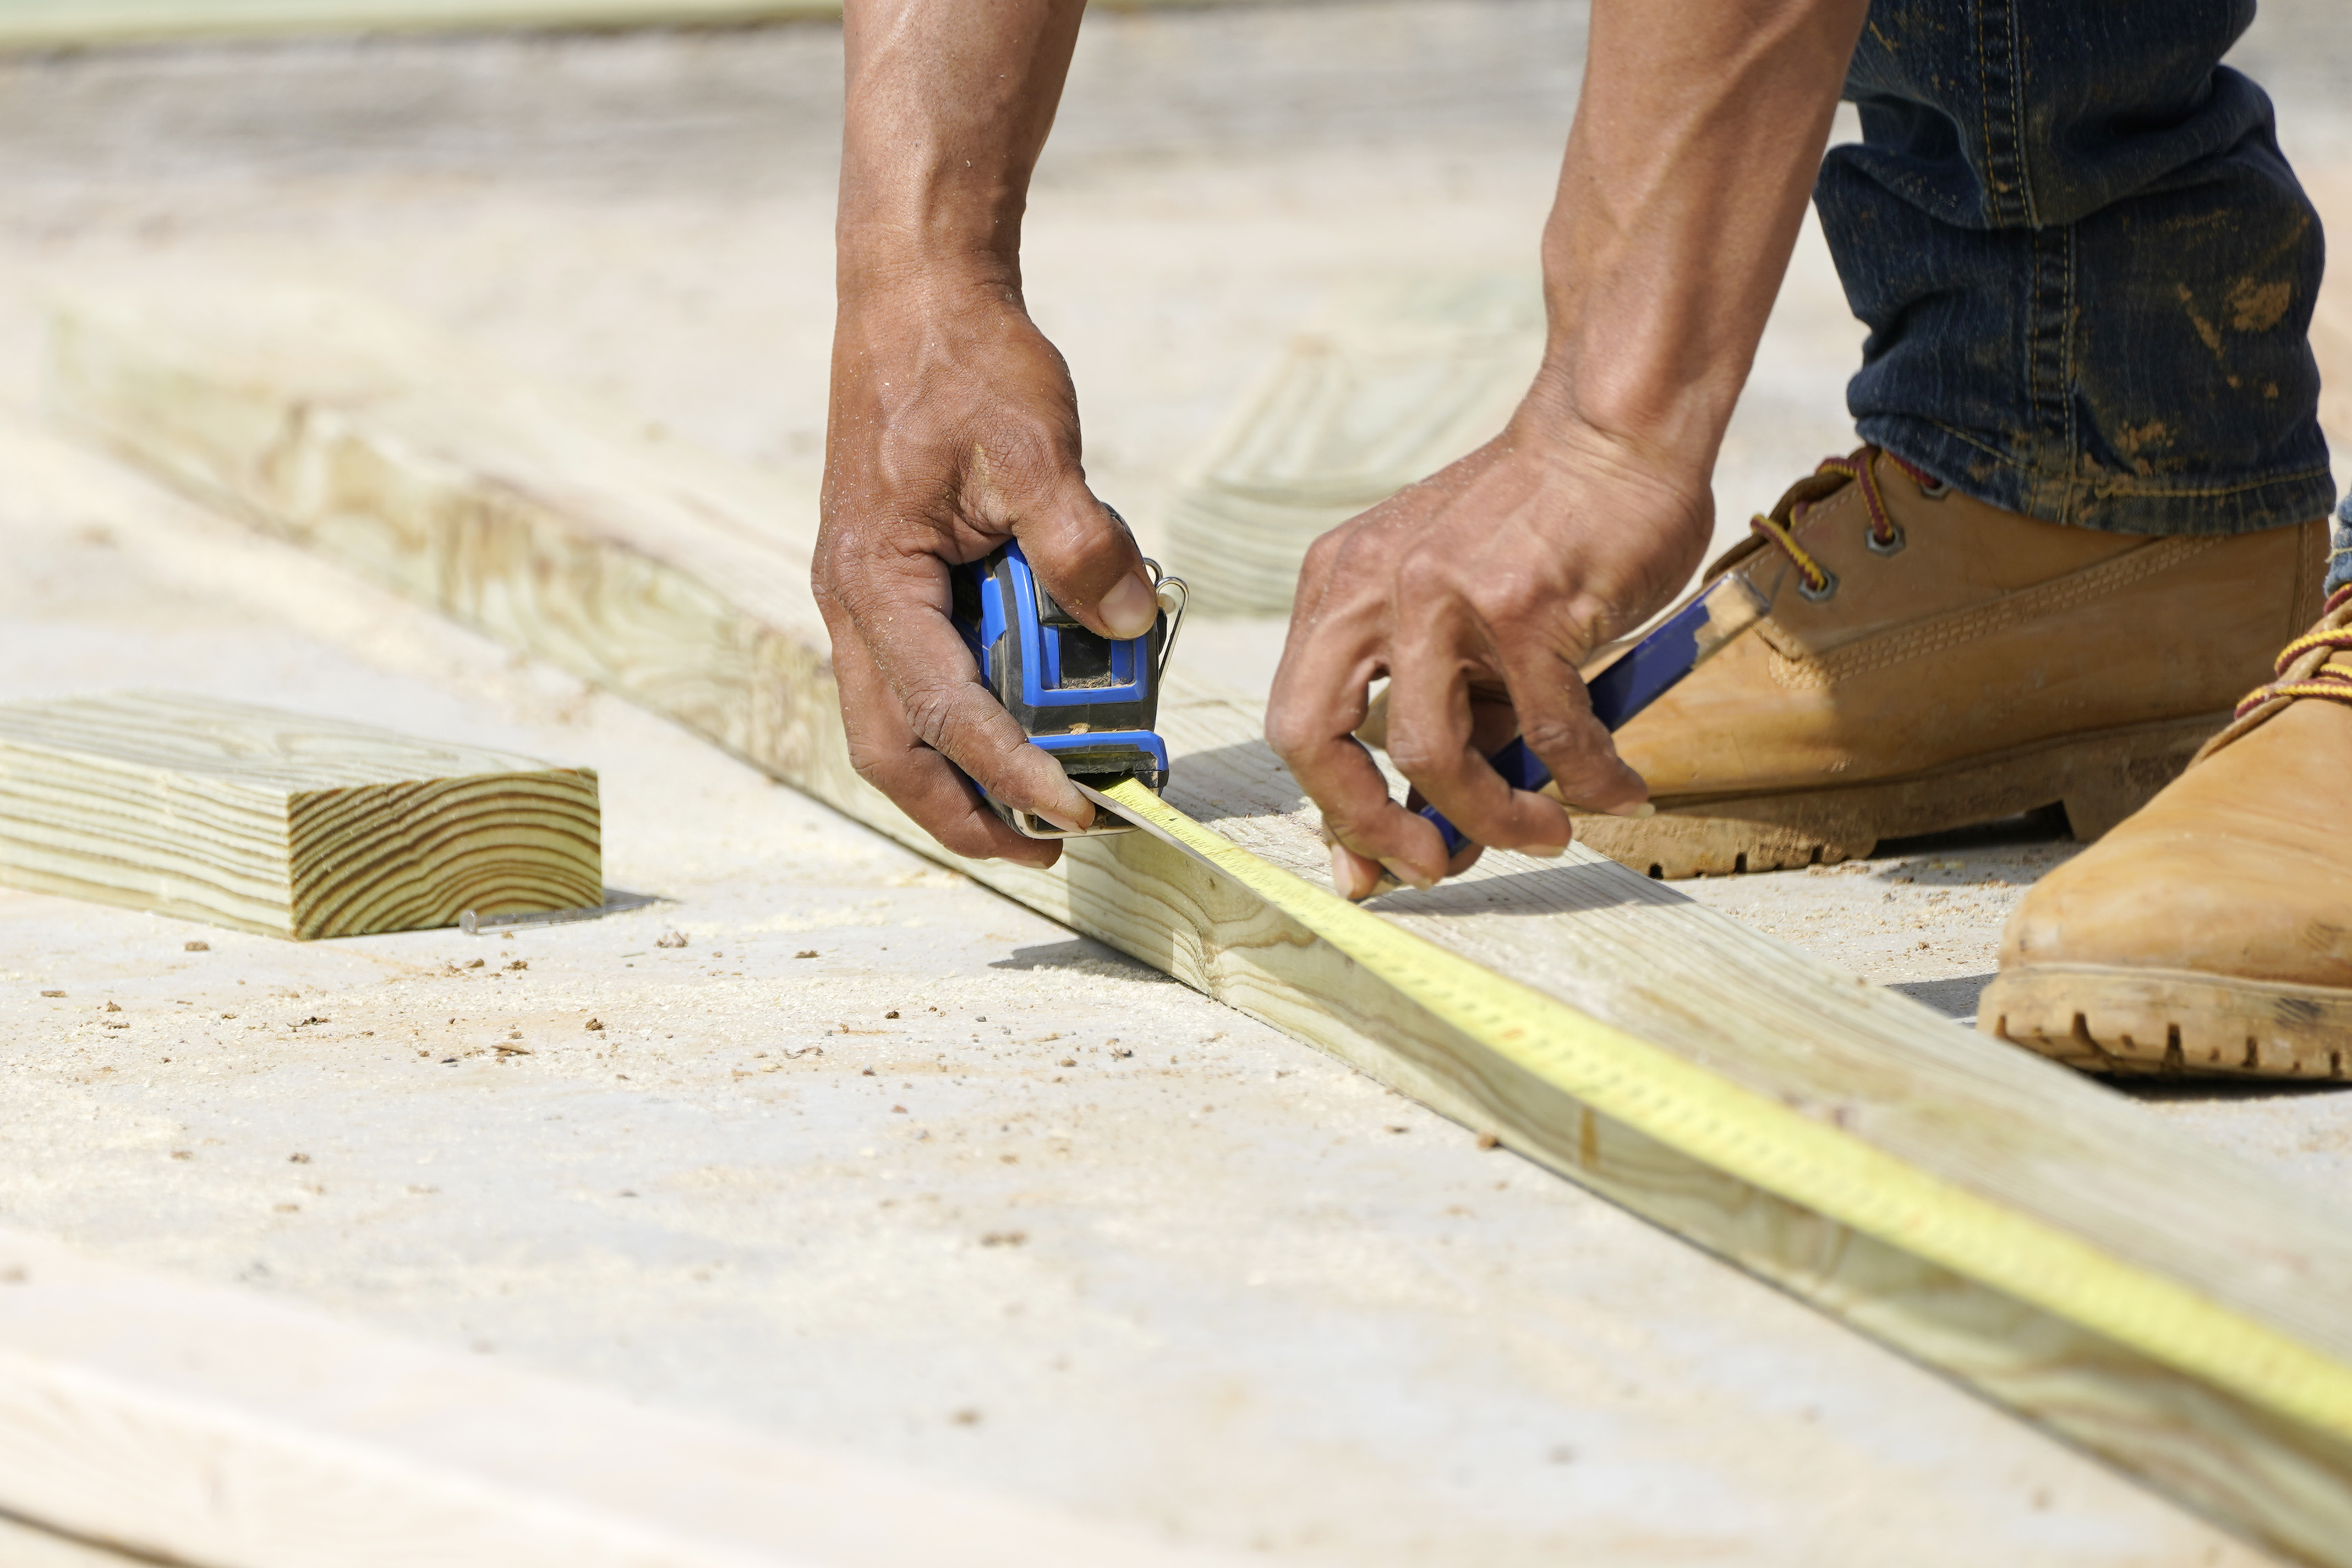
[1269,413,1711,898]
[818,280,1158,868]
[819,0,1158,868]
[1268,0,1869,898]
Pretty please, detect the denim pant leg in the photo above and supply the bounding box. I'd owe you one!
[1816,0,2336,544]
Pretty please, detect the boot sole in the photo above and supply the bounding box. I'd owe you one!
[1978,964,2352,1079]
[1572,711,2228,879]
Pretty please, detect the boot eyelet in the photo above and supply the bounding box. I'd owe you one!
[1797,568,1840,603]
[1866,524,1907,557]
[1916,476,1950,500]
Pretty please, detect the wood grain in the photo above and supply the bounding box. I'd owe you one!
[0,0,1296,46]
[46,284,2352,1564]
[0,1227,1230,1568]
[0,0,839,46]
[1163,272,1542,612]
[0,690,600,939]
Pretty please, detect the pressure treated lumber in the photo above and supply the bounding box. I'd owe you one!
[47,286,2352,1564]
[1164,272,1541,612]
[0,0,835,46]
[0,0,1276,46]
[0,691,599,939]
[0,1227,1227,1568]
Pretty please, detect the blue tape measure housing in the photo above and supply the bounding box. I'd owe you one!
[1418,585,1752,856]
[951,541,1173,816]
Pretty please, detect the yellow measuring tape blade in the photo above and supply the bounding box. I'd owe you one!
[1097,776,2352,1444]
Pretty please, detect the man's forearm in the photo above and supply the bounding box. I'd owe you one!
[822,0,1156,863]
[1536,0,1868,462]
[838,0,1087,293]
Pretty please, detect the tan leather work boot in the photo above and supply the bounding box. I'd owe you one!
[1574,447,2328,878]
[1979,586,2352,1078]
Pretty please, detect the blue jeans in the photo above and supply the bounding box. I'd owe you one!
[1817,0,2342,590]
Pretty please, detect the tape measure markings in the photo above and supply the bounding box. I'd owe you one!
[1096,777,2352,1443]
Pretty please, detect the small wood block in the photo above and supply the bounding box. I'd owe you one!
[0,692,599,939]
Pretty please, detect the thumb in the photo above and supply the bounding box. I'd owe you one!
[1013,476,1159,641]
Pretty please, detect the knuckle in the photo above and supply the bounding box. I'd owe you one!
[897,684,969,752]
[1262,704,1321,763]
[1519,714,1594,763]
[1451,566,1551,632]
[1317,799,1387,848]
[843,721,921,787]
[1301,517,1391,589]
[1385,731,1451,780]
[849,749,904,796]
[817,536,926,623]
[1466,584,1536,629]
[1046,509,1134,583]
[1299,527,1348,580]
[1556,590,1623,653]
[984,423,1076,502]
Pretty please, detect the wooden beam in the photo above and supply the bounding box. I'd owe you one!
[0,691,600,939]
[0,1226,1229,1567]
[0,0,839,47]
[45,285,2352,1564]
[0,0,1276,48]
[1162,272,1540,613]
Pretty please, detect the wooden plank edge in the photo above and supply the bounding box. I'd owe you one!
[0,1,837,47]
[0,1228,1237,1568]
[0,0,1299,48]
[1099,775,2352,1446]
[42,293,2352,1565]
[1053,783,2352,1564]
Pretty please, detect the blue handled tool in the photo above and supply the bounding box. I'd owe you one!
[1419,573,1771,856]
[949,533,1189,840]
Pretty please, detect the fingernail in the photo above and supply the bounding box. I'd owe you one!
[1101,572,1157,640]
[1609,802,1656,820]
[1527,839,1568,858]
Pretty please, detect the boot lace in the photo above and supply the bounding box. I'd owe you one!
[2233,584,2352,720]
[1748,447,1941,602]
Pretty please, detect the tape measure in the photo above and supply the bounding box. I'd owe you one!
[1088,775,2352,1444]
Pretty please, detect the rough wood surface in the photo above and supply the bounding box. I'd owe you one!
[0,1227,1230,1568]
[46,285,2352,1564]
[0,0,1293,46]
[1163,273,1541,612]
[0,690,599,939]
[0,0,839,46]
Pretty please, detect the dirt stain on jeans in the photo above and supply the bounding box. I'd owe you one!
[2227,276,2295,333]
[2175,283,2225,355]
[2111,419,2174,459]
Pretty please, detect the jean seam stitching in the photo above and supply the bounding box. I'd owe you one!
[1896,418,2334,500]
[2062,222,2078,523]
[2027,226,2070,522]
[1973,2,1999,224]
[2007,0,2037,228]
